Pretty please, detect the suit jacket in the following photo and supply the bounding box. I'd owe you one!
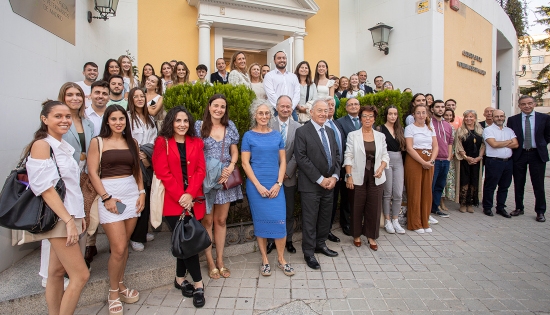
[327,119,345,164]
[507,111,550,163]
[269,117,301,187]
[343,129,389,186]
[62,118,95,162]
[360,84,374,94]
[336,115,359,142]
[294,121,341,193]
[152,135,206,218]
[210,72,228,85]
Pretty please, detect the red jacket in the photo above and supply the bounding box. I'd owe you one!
[152,136,206,219]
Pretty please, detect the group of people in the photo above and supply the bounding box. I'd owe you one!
[19,51,549,315]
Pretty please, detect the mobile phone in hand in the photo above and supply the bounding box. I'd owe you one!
[116,201,126,214]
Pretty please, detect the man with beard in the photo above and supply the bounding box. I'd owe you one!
[263,51,301,120]
[373,76,384,93]
[75,62,98,108]
[430,100,453,218]
[261,65,270,79]
[106,75,128,109]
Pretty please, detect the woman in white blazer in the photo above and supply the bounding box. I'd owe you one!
[344,106,389,250]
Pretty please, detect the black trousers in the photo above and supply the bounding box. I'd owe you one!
[268,184,297,243]
[164,216,202,282]
[482,157,513,212]
[330,168,351,229]
[300,190,333,256]
[130,186,151,243]
[513,150,546,214]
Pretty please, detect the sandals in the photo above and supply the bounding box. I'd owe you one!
[219,267,231,278]
[108,289,123,315]
[118,281,139,304]
[208,268,220,279]
[277,262,295,277]
[260,264,271,276]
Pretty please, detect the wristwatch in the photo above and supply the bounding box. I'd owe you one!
[139,189,146,195]
[277,182,283,187]
[345,173,352,180]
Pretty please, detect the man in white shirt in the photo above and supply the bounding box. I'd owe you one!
[263,51,301,120]
[482,110,518,217]
[106,75,128,110]
[75,62,98,108]
[85,81,110,136]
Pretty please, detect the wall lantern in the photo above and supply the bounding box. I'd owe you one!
[368,22,393,55]
[88,0,119,23]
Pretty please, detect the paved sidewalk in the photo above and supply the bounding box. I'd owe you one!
[77,177,550,315]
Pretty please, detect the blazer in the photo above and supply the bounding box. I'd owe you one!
[361,85,374,94]
[62,118,95,162]
[343,129,390,186]
[210,71,228,85]
[269,117,301,187]
[507,111,550,163]
[328,119,345,164]
[294,121,341,193]
[336,115,358,141]
[152,135,206,219]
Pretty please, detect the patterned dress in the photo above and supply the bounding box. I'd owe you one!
[442,127,456,201]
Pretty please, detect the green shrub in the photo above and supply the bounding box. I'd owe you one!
[337,90,413,126]
[163,83,257,141]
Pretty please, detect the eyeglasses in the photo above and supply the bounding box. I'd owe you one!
[361,115,375,119]
[256,111,271,117]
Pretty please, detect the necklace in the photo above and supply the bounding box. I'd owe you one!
[467,128,477,144]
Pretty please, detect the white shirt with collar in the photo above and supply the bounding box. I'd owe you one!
[521,111,536,149]
[85,106,104,136]
[263,68,301,110]
[483,123,516,159]
[310,120,339,183]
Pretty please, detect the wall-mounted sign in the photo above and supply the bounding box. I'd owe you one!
[417,0,430,14]
[462,50,482,63]
[457,61,486,75]
[437,0,444,14]
[9,0,75,45]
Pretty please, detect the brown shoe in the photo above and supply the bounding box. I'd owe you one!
[467,206,474,213]
[459,206,467,213]
[85,246,97,263]
[353,239,361,247]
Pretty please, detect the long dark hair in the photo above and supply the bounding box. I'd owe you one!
[23,100,69,158]
[98,105,141,180]
[409,93,425,115]
[140,63,155,87]
[160,61,175,81]
[382,105,406,151]
[102,59,120,82]
[294,61,312,86]
[159,106,197,138]
[314,60,329,86]
[200,94,229,138]
[127,87,155,130]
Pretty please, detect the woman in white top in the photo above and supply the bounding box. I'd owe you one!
[347,74,365,98]
[145,74,165,129]
[228,51,251,88]
[118,55,139,95]
[294,61,317,124]
[174,61,190,85]
[314,60,335,98]
[404,104,438,234]
[248,63,267,100]
[160,61,175,94]
[25,100,89,314]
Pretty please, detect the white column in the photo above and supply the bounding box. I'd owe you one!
[293,32,306,67]
[197,20,213,69]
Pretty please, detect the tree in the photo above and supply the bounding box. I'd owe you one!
[504,0,528,37]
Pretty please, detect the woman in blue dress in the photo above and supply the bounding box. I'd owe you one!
[241,100,295,277]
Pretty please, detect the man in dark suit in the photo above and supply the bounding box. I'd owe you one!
[295,99,341,270]
[480,107,495,128]
[335,98,361,236]
[210,58,228,84]
[266,95,301,254]
[507,95,550,222]
[357,70,374,94]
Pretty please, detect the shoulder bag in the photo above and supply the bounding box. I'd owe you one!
[150,137,168,229]
[171,198,211,260]
[86,137,103,235]
[220,127,243,190]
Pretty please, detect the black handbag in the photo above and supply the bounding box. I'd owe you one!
[0,149,64,234]
[171,204,211,260]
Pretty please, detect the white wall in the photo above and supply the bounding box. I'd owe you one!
[0,0,137,273]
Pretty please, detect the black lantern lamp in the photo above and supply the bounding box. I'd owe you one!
[88,0,119,23]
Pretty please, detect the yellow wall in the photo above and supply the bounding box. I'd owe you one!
[444,4,493,118]
[138,1,200,80]
[304,0,340,76]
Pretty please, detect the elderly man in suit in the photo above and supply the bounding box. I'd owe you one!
[507,95,550,222]
[295,99,341,270]
[334,97,361,236]
[265,95,301,254]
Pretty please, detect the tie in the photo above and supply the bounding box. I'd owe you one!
[352,117,360,130]
[320,128,332,171]
[525,115,532,149]
[281,122,287,144]
[327,120,342,159]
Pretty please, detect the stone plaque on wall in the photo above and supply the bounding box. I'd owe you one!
[10,0,76,45]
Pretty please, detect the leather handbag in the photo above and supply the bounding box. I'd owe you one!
[80,172,96,229]
[220,127,243,190]
[171,205,211,260]
[87,137,104,236]
[0,149,64,234]
[150,138,168,229]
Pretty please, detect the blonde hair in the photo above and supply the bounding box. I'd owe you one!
[456,110,483,141]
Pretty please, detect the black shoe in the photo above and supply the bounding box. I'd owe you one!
[536,213,546,222]
[266,242,276,254]
[84,246,97,263]
[510,209,524,216]
[483,209,494,217]
[192,288,205,308]
[304,255,320,270]
[496,210,511,218]
[174,278,194,298]
[314,246,338,257]
[285,241,296,254]
[342,226,351,236]
[327,232,341,243]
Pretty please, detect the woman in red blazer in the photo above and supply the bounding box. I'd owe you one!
[152,106,207,308]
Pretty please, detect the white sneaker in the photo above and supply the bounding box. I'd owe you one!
[146,233,155,242]
[130,241,144,252]
[424,228,433,233]
[428,215,438,224]
[42,277,70,290]
[384,220,395,234]
[392,219,405,234]
[414,228,425,234]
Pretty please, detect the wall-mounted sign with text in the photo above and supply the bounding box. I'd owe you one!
[417,0,430,14]
[437,0,444,14]
[10,0,75,45]
[457,50,486,75]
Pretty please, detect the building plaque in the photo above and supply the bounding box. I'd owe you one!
[416,0,430,14]
[10,0,75,45]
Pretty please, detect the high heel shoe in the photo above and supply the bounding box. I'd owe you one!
[108,289,123,315]
[118,281,139,304]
